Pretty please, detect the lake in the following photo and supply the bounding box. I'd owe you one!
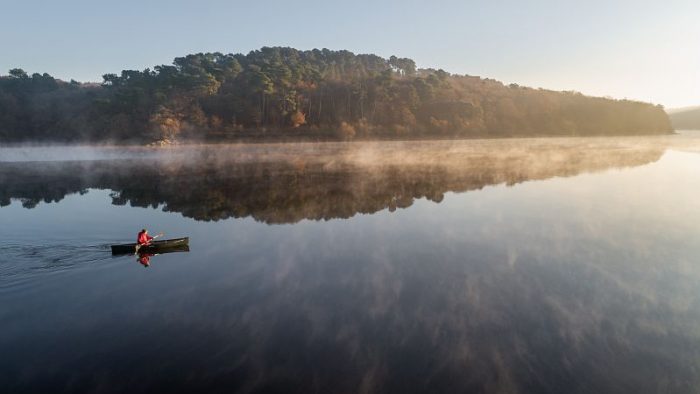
[2,134,700,393]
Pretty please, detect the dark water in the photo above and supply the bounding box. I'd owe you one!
[2,136,700,393]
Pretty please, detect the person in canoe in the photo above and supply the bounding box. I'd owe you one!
[136,229,163,249]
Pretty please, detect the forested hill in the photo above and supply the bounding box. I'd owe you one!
[668,107,700,130]
[0,47,673,143]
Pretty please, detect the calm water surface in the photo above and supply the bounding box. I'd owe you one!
[1,136,700,393]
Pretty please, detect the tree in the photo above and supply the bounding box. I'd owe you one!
[290,111,306,128]
[149,106,181,141]
[9,68,28,79]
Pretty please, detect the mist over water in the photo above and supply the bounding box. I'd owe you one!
[2,135,700,393]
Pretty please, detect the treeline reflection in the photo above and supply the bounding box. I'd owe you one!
[0,141,665,223]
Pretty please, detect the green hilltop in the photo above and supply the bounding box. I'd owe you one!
[0,47,673,143]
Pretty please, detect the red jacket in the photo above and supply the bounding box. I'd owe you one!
[137,231,154,245]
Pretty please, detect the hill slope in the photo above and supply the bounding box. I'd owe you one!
[0,47,673,142]
[669,107,700,130]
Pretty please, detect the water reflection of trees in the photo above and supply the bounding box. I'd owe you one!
[0,141,664,223]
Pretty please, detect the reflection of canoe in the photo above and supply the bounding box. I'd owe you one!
[111,237,189,255]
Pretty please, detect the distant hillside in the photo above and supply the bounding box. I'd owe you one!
[668,107,700,130]
[0,47,673,143]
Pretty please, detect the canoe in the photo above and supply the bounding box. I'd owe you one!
[111,237,189,255]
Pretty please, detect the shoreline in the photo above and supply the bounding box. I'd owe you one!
[0,130,683,149]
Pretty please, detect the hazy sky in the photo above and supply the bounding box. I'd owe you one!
[2,0,698,108]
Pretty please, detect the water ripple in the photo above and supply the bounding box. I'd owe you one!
[0,243,116,291]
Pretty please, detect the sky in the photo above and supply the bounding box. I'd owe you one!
[1,0,698,108]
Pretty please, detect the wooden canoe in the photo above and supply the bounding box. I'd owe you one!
[111,237,189,255]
